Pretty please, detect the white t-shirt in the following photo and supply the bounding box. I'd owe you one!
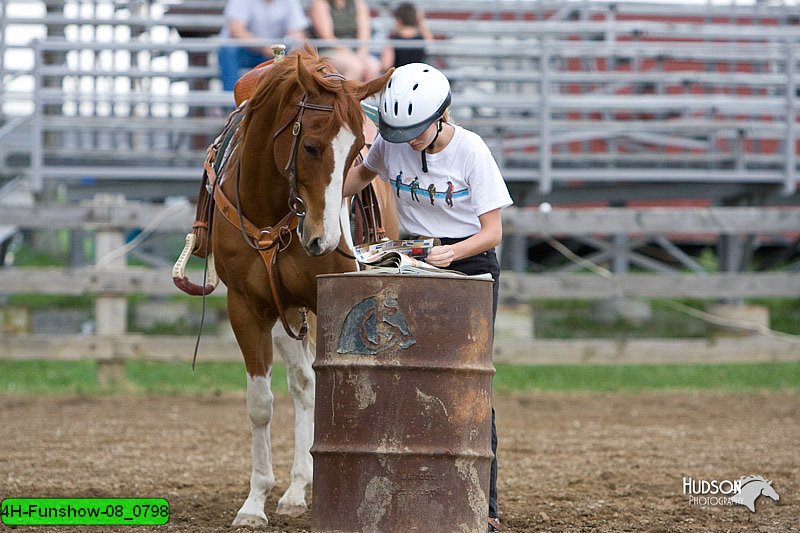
[220,0,309,40]
[363,125,513,238]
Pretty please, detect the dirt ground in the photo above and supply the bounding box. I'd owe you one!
[1,390,797,533]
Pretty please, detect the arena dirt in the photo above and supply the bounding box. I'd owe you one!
[1,390,797,532]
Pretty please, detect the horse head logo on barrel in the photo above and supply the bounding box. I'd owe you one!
[173,45,396,526]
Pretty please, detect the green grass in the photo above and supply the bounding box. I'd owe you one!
[1,360,798,396]
[6,293,95,311]
[748,298,800,335]
[492,362,800,392]
[531,298,800,338]
[0,361,287,395]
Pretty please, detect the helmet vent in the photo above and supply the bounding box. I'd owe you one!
[388,80,392,88]
[408,103,413,115]
[423,68,429,72]
[412,83,419,91]
[393,102,399,116]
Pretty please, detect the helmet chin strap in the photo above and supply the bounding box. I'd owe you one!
[421,119,444,173]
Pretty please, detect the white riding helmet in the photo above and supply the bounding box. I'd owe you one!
[378,63,452,143]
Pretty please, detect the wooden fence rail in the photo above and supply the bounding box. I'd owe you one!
[1,334,796,367]
[1,268,798,300]
[2,204,799,234]
[1,201,798,368]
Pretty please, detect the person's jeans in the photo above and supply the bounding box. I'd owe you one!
[217,46,268,91]
[441,239,501,519]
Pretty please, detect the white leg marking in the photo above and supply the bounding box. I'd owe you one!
[232,372,275,527]
[273,323,316,517]
[320,126,357,252]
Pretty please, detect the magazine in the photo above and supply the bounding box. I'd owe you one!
[354,239,434,264]
[355,239,492,279]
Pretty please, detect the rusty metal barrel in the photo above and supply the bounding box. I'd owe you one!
[312,273,495,533]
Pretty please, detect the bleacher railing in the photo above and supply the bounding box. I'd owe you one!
[2,0,799,198]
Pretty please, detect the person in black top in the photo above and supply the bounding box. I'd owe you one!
[380,2,433,70]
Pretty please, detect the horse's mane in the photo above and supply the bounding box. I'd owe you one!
[739,475,768,486]
[243,45,365,141]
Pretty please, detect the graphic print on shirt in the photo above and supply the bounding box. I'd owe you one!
[393,171,468,208]
[410,176,420,202]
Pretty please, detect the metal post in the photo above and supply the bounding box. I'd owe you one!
[609,201,629,275]
[31,40,44,193]
[735,129,746,173]
[507,188,528,273]
[0,0,7,124]
[538,38,552,194]
[784,41,797,195]
[610,233,630,274]
[605,5,618,160]
[43,1,65,160]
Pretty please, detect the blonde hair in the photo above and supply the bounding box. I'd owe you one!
[442,107,454,125]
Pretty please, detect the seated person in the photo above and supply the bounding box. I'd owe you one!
[380,2,433,71]
[217,0,308,91]
[308,0,380,81]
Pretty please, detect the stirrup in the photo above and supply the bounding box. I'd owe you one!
[488,516,501,532]
[172,233,220,296]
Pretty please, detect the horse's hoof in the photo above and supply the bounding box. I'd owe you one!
[275,500,307,517]
[232,512,269,528]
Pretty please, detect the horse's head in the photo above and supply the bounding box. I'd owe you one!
[260,48,392,256]
[761,480,780,502]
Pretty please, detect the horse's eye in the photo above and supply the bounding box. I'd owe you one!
[303,141,322,158]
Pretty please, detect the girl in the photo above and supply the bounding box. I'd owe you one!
[344,63,511,533]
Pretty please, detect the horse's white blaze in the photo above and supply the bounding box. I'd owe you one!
[320,126,357,251]
[235,372,276,522]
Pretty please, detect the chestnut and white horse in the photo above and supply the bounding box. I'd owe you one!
[197,47,393,526]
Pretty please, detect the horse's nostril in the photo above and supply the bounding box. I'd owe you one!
[308,238,324,256]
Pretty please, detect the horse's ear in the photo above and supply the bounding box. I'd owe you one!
[296,54,320,98]
[346,68,394,101]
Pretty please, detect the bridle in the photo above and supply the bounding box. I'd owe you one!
[270,71,360,260]
[277,94,342,230]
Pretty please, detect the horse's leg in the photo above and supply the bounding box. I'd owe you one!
[273,312,316,517]
[228,289,276,528]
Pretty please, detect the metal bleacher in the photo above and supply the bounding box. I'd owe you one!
[1,0,799,209]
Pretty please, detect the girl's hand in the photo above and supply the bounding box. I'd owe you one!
[425,245,456,267]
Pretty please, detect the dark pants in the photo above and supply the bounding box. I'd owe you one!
[440,238,500,519]
[217,46,267,91]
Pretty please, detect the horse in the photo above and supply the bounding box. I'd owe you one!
[731,475,780,513]
[204,47,393,526]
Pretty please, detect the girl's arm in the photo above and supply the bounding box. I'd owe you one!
[425,208,503,267]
